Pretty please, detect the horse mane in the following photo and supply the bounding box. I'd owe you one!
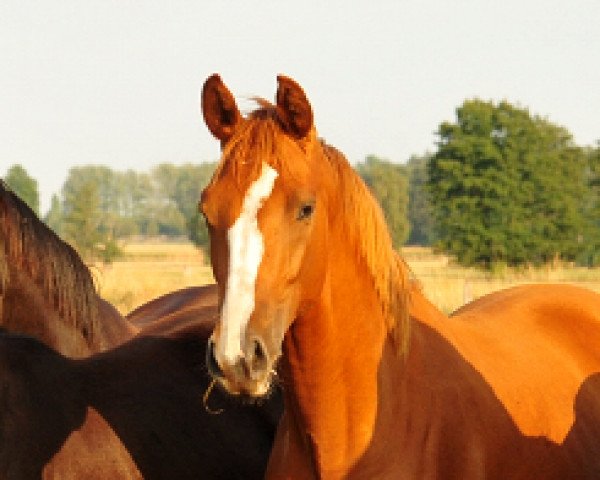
[215,100,411,354]
[0,180,98,343]
[321,144,411,354]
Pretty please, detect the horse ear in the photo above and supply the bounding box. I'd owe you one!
[201,74,241,143]
[275,75,313,139]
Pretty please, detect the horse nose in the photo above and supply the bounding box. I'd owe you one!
[206,339,224,378]
[208,336,271,384]
[245,337,269,380]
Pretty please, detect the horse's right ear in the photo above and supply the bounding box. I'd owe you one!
[201,74,241,143]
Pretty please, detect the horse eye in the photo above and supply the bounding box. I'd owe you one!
[297,202,315,221]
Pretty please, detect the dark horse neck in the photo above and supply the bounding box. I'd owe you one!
[0,181,135,356]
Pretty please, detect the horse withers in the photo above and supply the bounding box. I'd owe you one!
[200,74,600,479]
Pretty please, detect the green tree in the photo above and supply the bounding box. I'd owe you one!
[62,166,143,238]
[62,166,117,236]
[356,156,409,248]
[61,168,123,262]
[581,142,600,265]
[44,194,63,235]
[152,162,216,249]
[55,163,217,248]
[428,99,590,268]
[62,179,103,260]
[4,164,40,216]
[407,154,435,245]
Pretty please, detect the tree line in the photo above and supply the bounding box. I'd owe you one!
[3,163,215,262]
[3,98,599,269]
[428,100,600,269]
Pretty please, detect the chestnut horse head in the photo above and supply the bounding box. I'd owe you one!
[201,74,409,397]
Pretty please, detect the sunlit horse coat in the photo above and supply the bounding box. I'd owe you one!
[200,74,600,479]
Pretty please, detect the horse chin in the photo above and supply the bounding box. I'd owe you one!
[215,371,275,399]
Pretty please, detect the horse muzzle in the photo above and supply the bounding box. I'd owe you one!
[206,335,275,397]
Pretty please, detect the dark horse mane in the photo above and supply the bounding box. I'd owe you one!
[0,180,97,343]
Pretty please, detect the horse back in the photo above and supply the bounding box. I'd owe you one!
[437,284,600,471]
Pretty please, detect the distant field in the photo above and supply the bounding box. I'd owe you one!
[93,241,600,315]
[92,241,214,314]
[403,246,600,313]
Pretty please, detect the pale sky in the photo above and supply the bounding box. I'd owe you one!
[1,0,599,214]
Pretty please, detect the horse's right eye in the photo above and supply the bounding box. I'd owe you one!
[297,202,315,221]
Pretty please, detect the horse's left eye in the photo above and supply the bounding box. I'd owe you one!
[297,202,315,221]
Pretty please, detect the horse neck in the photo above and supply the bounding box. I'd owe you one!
[2,267,95,357]
[3,270,136,356]
[275,272,490,478]
[0,186,136,356]
[278,220,401,478]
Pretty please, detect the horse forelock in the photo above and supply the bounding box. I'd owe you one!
[322,145,411,354]
[210,108,410,354]
[212,100,314,190]
[0,181,98,343]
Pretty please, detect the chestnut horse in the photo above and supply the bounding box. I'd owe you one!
[0,180,136,356]
[201,74,600,478]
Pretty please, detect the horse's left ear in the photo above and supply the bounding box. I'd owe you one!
[276,75,313,139]
[201,74,241,143]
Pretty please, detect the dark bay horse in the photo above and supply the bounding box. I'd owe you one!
[0,180,137,356]
[0,319,281,479]
[127,284,219,334]
[200,74,600,478]
[0,181,282,478]
[0,281,282,479]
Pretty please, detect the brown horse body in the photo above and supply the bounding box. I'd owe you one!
[269,283,600,479]
[200,74,600,478]
[0,320,281,479]
[0,180,281,478]
[127,284,219,334]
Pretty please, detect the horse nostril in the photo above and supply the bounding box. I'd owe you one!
[250,338,268,375]
[206,339,224,378]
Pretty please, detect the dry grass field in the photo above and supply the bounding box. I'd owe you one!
[93,241,600,315]
[92,241,214,314]
[403,246,600,313]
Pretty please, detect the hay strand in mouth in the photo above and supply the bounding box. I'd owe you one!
[203,378,225,415]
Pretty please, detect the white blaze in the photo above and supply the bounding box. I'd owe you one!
[218,163,279,364]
